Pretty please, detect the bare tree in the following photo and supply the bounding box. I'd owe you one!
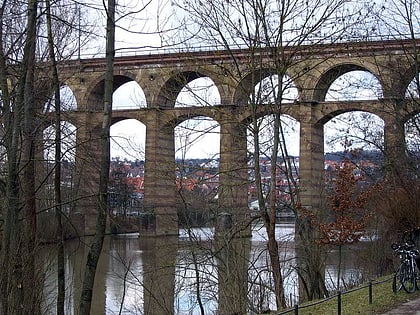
[375,1,420,244]
[78,0,115,313]
[173,0,376,309]
[0,1,96,313]
[0,1,24,312]
[45,0,66,313]
[0,0,41,313]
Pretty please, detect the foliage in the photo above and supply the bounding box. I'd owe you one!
[301,147,381,292]
[318,156,375,246]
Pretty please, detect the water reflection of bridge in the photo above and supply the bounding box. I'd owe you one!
[45,38,420,236]
[43,226,292,314]
[43,225,364,314]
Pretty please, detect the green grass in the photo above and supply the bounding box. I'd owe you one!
[272,275,420,315]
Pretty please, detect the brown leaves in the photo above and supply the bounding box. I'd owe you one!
[313,154,377,247]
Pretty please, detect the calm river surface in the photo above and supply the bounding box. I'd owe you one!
[40,223,362,314]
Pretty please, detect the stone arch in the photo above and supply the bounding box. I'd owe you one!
[86,72,138,111]
[233,68,300,106]
[314,64,383,102]
[175,77,221,108]
[113,81,147,109]
[110,118,146,161]
[43,84,78,112]
[174,115,220,159]
[156,70,225,109]
[321,109,384,152]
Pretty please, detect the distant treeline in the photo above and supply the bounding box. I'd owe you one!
[324,150,384,162]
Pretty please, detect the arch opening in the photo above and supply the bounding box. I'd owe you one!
[175,77,221,107]
[175,116,220,160]
[324,111,384,153]
[109,119,146,218]
[251,74,299,105]
[113,81,147,109]
[174,116,220,227]
[43,85,77,112]
[110,119,146,161]
[247,114,300,215]
[324,111,384,186]
[325,70,382,101]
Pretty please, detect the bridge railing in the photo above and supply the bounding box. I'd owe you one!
[76,33,420,59]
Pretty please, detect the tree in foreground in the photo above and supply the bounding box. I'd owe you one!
[306,146,379,291]
[78,0,115,313]
[0,0,96,313]
[0,1,40,313]
[174,0,376,308]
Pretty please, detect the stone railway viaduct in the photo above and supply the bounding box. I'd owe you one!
[49,38,419,236]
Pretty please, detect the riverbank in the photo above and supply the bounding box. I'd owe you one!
[269,275,420,314]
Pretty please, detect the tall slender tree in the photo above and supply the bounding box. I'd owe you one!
[45,0,66,313]
[79,0,115,313]
[0,1,22,312]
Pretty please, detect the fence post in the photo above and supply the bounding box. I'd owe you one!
[337,291,342,315]
[294,304,298,315]
[369,281,373,304]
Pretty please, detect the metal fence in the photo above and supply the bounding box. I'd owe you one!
[276,277,393,315]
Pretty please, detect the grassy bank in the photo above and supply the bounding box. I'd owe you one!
[272,275,420,315]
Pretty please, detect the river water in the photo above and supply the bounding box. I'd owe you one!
[40,223,362,314]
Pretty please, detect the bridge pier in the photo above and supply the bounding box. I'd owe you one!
[143,109,178,236]
[217,120,251,237]
[296,107,326,301]
[74,119,104,236]
[383,98,411,178]
[298,110,325,211]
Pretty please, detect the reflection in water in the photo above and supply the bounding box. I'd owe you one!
[41,223,358,314]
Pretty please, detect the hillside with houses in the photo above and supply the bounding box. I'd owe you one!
[107,152,383,223]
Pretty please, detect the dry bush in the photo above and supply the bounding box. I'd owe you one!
[376,178,420,242]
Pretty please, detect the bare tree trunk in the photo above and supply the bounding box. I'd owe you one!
[45,1,65,313]
[268,112,287,309]
[79,0,115,313]
[20,0,39,313]
[295,210,329,301]
[337,245,342,291]
[0,3,20,313]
